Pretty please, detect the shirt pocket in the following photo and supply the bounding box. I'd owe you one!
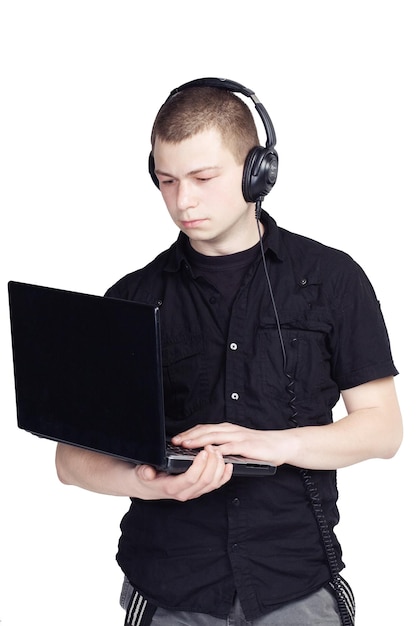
[161,332,210,424]
[258,311,337,424]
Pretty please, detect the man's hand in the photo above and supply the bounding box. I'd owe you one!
[172,423,282,465]
[133,445,233,501]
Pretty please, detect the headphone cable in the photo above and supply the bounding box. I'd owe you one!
[255,202,354,625]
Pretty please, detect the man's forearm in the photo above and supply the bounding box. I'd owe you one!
[55,442,137,496]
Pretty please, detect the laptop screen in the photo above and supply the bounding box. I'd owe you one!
[8,281,167,467]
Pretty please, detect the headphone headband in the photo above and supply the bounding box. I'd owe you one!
[170,77,255,98]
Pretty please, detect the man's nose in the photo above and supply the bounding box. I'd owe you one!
[176,180,197,210]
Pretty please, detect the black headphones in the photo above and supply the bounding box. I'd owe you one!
[148,77,279,204]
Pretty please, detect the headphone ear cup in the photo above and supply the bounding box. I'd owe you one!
[148,152,160,188]
[242,147,279,203]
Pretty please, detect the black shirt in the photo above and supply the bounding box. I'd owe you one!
[106,211,398,619]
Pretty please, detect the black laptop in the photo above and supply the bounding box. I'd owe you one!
[7,281,276,476]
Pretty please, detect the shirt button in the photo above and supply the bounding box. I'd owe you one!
[231,392,239,400]
[209,296,217,304]
[231,543,239,552]
[230,342,238,351]
[232,497,240,507]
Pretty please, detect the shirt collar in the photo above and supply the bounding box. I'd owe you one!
[259,210,283,261]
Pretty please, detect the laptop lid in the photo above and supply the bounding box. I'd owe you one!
[8,280,169,469]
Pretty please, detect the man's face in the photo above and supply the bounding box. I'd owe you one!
[153,128,257,255]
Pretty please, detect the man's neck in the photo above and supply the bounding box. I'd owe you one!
[189,219,264,257]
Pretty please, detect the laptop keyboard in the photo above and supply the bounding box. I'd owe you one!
[166,442,202,457]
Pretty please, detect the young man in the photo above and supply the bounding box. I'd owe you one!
[56,79,402,625]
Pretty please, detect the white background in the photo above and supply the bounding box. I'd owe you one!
[1,1,416,624]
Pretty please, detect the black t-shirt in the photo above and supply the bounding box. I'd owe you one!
[106,211,398,619]
[184,237,261,314]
